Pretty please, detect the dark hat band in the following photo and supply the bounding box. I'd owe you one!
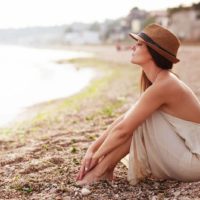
[138,32,175,57]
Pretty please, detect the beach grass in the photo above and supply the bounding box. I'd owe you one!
[0,56,140,199]
[0,57,140,140]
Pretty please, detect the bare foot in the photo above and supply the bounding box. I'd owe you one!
[99,169,114,182]
[76,168,114,186]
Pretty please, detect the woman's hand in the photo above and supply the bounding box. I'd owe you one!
[76,113,126,181]
[76,149,98,181]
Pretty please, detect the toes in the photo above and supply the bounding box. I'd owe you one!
[76,180,87,186]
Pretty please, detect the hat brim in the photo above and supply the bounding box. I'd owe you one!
[129,33,180,63]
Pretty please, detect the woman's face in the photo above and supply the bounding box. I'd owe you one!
[130,39,152,65]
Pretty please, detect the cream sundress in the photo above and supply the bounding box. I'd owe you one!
[121,109,200,185]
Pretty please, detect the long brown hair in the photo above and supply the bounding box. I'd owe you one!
[140,46,180,94]
[140,69,180,93]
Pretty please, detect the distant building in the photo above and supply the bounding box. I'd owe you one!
[168,7,200,41]
[131,20,141,33]
[0,26,66,46]
[64,31,100,45]
[126,7,148,33]
[149,10,169,27]
[98,18,128,43]
[66,23,90,32]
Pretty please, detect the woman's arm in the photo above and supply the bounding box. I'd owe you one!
[88,113,125,152]
[88,98,140,152]
[90,83,167,167]
[76,113,125,180]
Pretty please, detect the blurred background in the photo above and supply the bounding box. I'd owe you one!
[0,0,199,46]
[0,0,199,127]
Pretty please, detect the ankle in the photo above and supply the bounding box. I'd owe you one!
[93,160,115,177]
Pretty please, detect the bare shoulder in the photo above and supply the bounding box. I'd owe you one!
[156,70,199,105]
[138,71,178,105]
[154,71,184,96]
[155,71,177,87]
[119,71,182,134]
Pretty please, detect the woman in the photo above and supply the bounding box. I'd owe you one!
[76,23,200,185]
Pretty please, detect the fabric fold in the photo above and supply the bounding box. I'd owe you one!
[121,110,200,185]
[160,111,200,157]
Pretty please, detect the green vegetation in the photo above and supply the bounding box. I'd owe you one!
[0,57,140,138]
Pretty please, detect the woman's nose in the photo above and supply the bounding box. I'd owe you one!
[131,45,136,51]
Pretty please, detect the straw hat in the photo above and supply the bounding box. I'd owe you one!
[129,23,180,63]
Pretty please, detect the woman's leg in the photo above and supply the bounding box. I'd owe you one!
[77,135,132,185]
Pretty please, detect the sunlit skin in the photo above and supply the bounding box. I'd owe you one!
[130,40,166,82]
[75,40,164,185]
[130,40,152,65]
[76,40,200,185]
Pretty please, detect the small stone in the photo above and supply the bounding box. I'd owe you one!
[154,182,159,189]
[181,198,191,200]
[114,194,119,198]
[63,196,71,200]
[151,196,157,200]
[174,191,181,197]
[74,191,79,197]
[81,187,91,196]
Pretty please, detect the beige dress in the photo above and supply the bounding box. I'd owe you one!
[121,109,200,185]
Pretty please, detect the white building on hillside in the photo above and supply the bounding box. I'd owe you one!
[64,31,100,45]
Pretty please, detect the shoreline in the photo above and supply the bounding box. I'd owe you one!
[0,53,142,199]
[0,45,96,130]
[0,55,140,138]
[0,65,100,130]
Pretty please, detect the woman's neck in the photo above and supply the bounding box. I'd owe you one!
[142,63,165,83]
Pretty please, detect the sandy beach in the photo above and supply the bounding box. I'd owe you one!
[0,44,199,199]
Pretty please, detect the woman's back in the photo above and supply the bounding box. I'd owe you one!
[157,71,200,123]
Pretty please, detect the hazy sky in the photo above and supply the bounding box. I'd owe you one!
[0,0,199,29]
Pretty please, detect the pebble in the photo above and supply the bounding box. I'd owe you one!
[151,196,157,200]
[112,184,118,188]
[174,191,181,197]
[81,187,91,196]
[74,191,79,197]
[55,196,62,200]
[63,196,71,200]
[114,194,119,198]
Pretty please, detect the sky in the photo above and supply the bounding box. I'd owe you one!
[0,0,199,29]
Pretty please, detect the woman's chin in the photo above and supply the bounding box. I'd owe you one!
[130,58,141,65]
[130,58,137,64]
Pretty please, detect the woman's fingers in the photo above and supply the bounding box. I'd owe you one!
[85,157,92,172]
[98,155,105,162]
[79,164,86,180]
[89,157,98,170]
[76,158,92,181]
[76,158,86,181]
[76,165,83,181]
[76,151,95,181]
[76,171,81,181]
